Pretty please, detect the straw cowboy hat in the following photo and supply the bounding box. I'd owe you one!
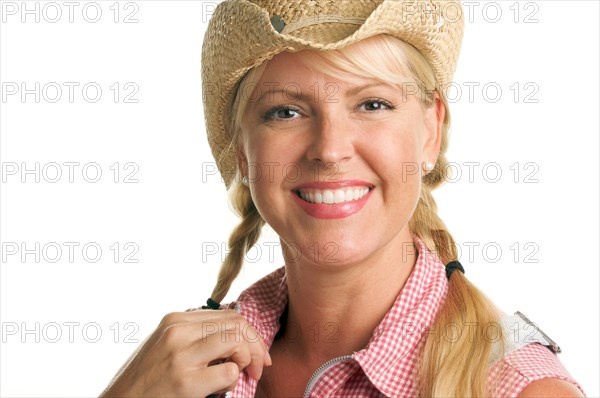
[201,0,465,188]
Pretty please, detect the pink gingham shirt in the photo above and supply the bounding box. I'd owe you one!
[221,235,585,397]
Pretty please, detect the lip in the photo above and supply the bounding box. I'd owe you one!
[293,180,374,190]
[291,180,374,219]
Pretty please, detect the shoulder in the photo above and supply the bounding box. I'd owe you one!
[236,266,287,300]
[488,343,586,397]
[517,378,585,397]
[486,312,586,398]
[220,266,288,322]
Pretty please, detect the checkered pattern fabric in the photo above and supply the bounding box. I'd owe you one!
[220,235,585,397]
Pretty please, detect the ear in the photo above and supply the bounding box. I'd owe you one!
[422,91,445,164]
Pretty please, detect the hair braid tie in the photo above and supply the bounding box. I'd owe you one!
[445,260,465,279]
[201,298,221,310]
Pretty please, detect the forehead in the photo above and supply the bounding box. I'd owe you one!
[256,50,384,90]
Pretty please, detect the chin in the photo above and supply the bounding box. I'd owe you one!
[297,240,375,269]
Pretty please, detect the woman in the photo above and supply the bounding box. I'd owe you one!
[101,0,586,396]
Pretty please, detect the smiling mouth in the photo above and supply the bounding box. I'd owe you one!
[294,187,373,204]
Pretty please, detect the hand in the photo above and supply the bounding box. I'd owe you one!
[99,309,272,397]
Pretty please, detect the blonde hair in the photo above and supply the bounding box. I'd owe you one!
[211,34,506,397]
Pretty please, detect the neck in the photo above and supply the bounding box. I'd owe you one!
[280,228,418,365]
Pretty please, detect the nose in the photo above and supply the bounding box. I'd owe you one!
[306,112,355,168]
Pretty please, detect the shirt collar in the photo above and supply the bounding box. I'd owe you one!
[229,234,448,396]
[353,234,449,395]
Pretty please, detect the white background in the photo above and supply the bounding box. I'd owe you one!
[0,0,598,396]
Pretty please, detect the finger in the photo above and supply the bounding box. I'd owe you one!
[223,323,271,378]
[191,330,252,367]
[195,361,240,397]
[153,311,246,355]
[188,327,268,380]
[158,309,240,329]
[146,310,238,353]
[227,318,273,370]
[210,320,268,354]
[157,315,271,379]
[157,313,257,354]
[234,341,267,381]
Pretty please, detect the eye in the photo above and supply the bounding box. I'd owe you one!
[262,106,302,121]
[359,98,396,112]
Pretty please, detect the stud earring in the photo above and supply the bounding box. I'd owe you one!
[423,161,434,173]
[242,176,249,186]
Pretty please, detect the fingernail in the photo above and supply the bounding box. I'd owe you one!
[265,350,272,366]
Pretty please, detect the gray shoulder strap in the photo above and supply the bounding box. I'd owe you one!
[499,311,561,354]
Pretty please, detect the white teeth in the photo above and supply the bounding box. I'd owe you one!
[314,192,323,203]
[334,189,346,203]
[345,190,354,201]
[297,187,371,204]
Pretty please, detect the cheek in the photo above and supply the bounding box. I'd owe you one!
[246,134,307,184]
[363,129,423,211]
[245,137,299,221]
[364,129,422,180]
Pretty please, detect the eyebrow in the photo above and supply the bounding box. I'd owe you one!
[345,82,391,97]
[255,88,311,104]
[254,82,397,104]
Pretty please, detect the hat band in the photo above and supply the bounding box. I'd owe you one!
[282,15,367,35]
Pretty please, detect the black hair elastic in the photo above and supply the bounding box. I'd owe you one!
[445,260,465,279]
[201,298,221,310]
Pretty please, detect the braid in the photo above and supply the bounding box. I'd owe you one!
[208,61,270,303]
[409,187,457,265]
[210,179,265,302]
[415,150,507,397]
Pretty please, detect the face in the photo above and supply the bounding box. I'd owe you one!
[237,51,444,268]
